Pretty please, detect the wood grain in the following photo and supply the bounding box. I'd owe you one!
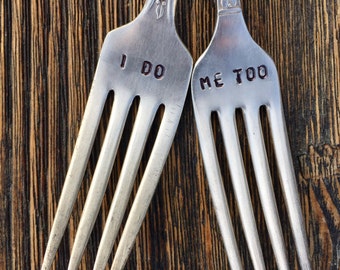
[1,0,339,269]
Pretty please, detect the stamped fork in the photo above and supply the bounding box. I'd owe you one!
[191,1,311,269]
[41,1,192,269]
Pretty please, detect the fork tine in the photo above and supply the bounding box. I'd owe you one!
[42,86,108,270]
[268,103,311,269]
[243,106,289,270]
[66,92,134,269]
[218,109,266,270]
[193,108,243,269]
[92,99,160,270]
[108,105,185,270]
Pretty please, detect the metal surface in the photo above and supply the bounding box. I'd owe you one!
[41,0,192,269]
[191,0,311,269]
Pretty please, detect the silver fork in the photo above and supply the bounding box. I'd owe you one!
[191,1,311,269]
[41,0,192,269]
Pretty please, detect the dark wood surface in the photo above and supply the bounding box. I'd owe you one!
[1,0,339,269]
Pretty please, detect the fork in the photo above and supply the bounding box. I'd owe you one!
[41,0,192,269]
[191,1,311,269]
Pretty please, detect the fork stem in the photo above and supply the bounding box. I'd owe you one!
[213,1,252,46]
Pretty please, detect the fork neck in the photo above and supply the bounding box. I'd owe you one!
[214,0,252,42]
[141,0,177,23]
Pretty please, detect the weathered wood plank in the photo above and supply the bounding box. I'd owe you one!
[0,0,339,269]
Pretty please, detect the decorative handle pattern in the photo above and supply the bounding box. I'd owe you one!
[156,0,167,19]
[142,0,176,20]
[217,0,241,12]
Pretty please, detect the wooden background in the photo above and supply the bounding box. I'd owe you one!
[1,0,339,269]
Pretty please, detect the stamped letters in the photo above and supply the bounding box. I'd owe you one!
[120,54,166,80]
[199,64,268,90]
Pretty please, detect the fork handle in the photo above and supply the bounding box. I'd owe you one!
[216,0,241,13]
